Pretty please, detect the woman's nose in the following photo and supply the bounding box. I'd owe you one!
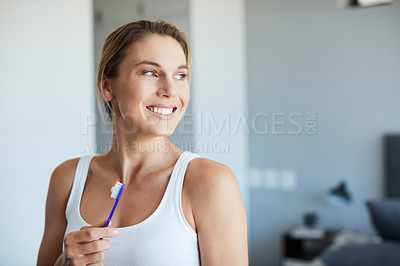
[156,77,176,98]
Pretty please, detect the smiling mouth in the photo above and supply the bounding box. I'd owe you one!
[146,106,177,115]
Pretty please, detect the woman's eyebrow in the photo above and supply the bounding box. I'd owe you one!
[135,60,160,67]
[135,60,188,70]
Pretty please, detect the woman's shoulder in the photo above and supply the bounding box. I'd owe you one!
[185,156,239,198]
[187,156,235,181]
[48,156,83,197]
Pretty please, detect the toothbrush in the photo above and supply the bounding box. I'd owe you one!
[104,181,126,227]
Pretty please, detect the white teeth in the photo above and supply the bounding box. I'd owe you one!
[148,107,174,115]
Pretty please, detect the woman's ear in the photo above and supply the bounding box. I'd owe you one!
[99,76,114,101]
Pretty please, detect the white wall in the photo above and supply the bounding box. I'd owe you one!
[189,0,249,208]
[0,0,95,264]
[189,0,250,259]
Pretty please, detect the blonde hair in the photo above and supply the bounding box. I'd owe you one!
[96,20,191,120]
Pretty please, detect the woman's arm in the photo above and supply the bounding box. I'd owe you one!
[187,159,248,266]
[37,159,78,266]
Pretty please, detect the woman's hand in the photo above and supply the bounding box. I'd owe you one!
[62,221,119,266]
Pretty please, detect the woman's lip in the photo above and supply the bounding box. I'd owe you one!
[146,104,177,108]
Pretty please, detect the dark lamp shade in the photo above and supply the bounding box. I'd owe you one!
[326,181,352,206]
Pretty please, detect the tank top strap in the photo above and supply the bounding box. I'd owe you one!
[164,151,200,234]
[65,154,95,218]
[170,151,200,200]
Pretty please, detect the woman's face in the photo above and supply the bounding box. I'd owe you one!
[108,34,189,137]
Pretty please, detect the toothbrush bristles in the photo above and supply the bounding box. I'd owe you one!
[110,181,124,199]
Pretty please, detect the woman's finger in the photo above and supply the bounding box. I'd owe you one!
[78,239,111,255]
[64,227,118,247]
[87,262,103,266]
[71,227,118,243]
[81,251,106,265]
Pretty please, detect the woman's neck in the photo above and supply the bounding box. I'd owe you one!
[105,126,180,185]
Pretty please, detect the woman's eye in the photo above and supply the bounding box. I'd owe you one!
[143,70,157,77]
[175,73,187,80]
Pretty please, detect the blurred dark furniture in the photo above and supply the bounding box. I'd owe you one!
[282,230,336,261]
[384,135,400,198]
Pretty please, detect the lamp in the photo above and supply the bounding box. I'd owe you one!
[326,181,352,206]
[326,181,352,230]
[344,0,393,8]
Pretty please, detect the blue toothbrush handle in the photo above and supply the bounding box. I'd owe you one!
[104,183,126,227]
[104,199,119,227]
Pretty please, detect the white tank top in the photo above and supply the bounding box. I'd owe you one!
[64,151,201,265]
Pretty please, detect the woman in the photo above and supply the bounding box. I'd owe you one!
[37,20,248,266]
